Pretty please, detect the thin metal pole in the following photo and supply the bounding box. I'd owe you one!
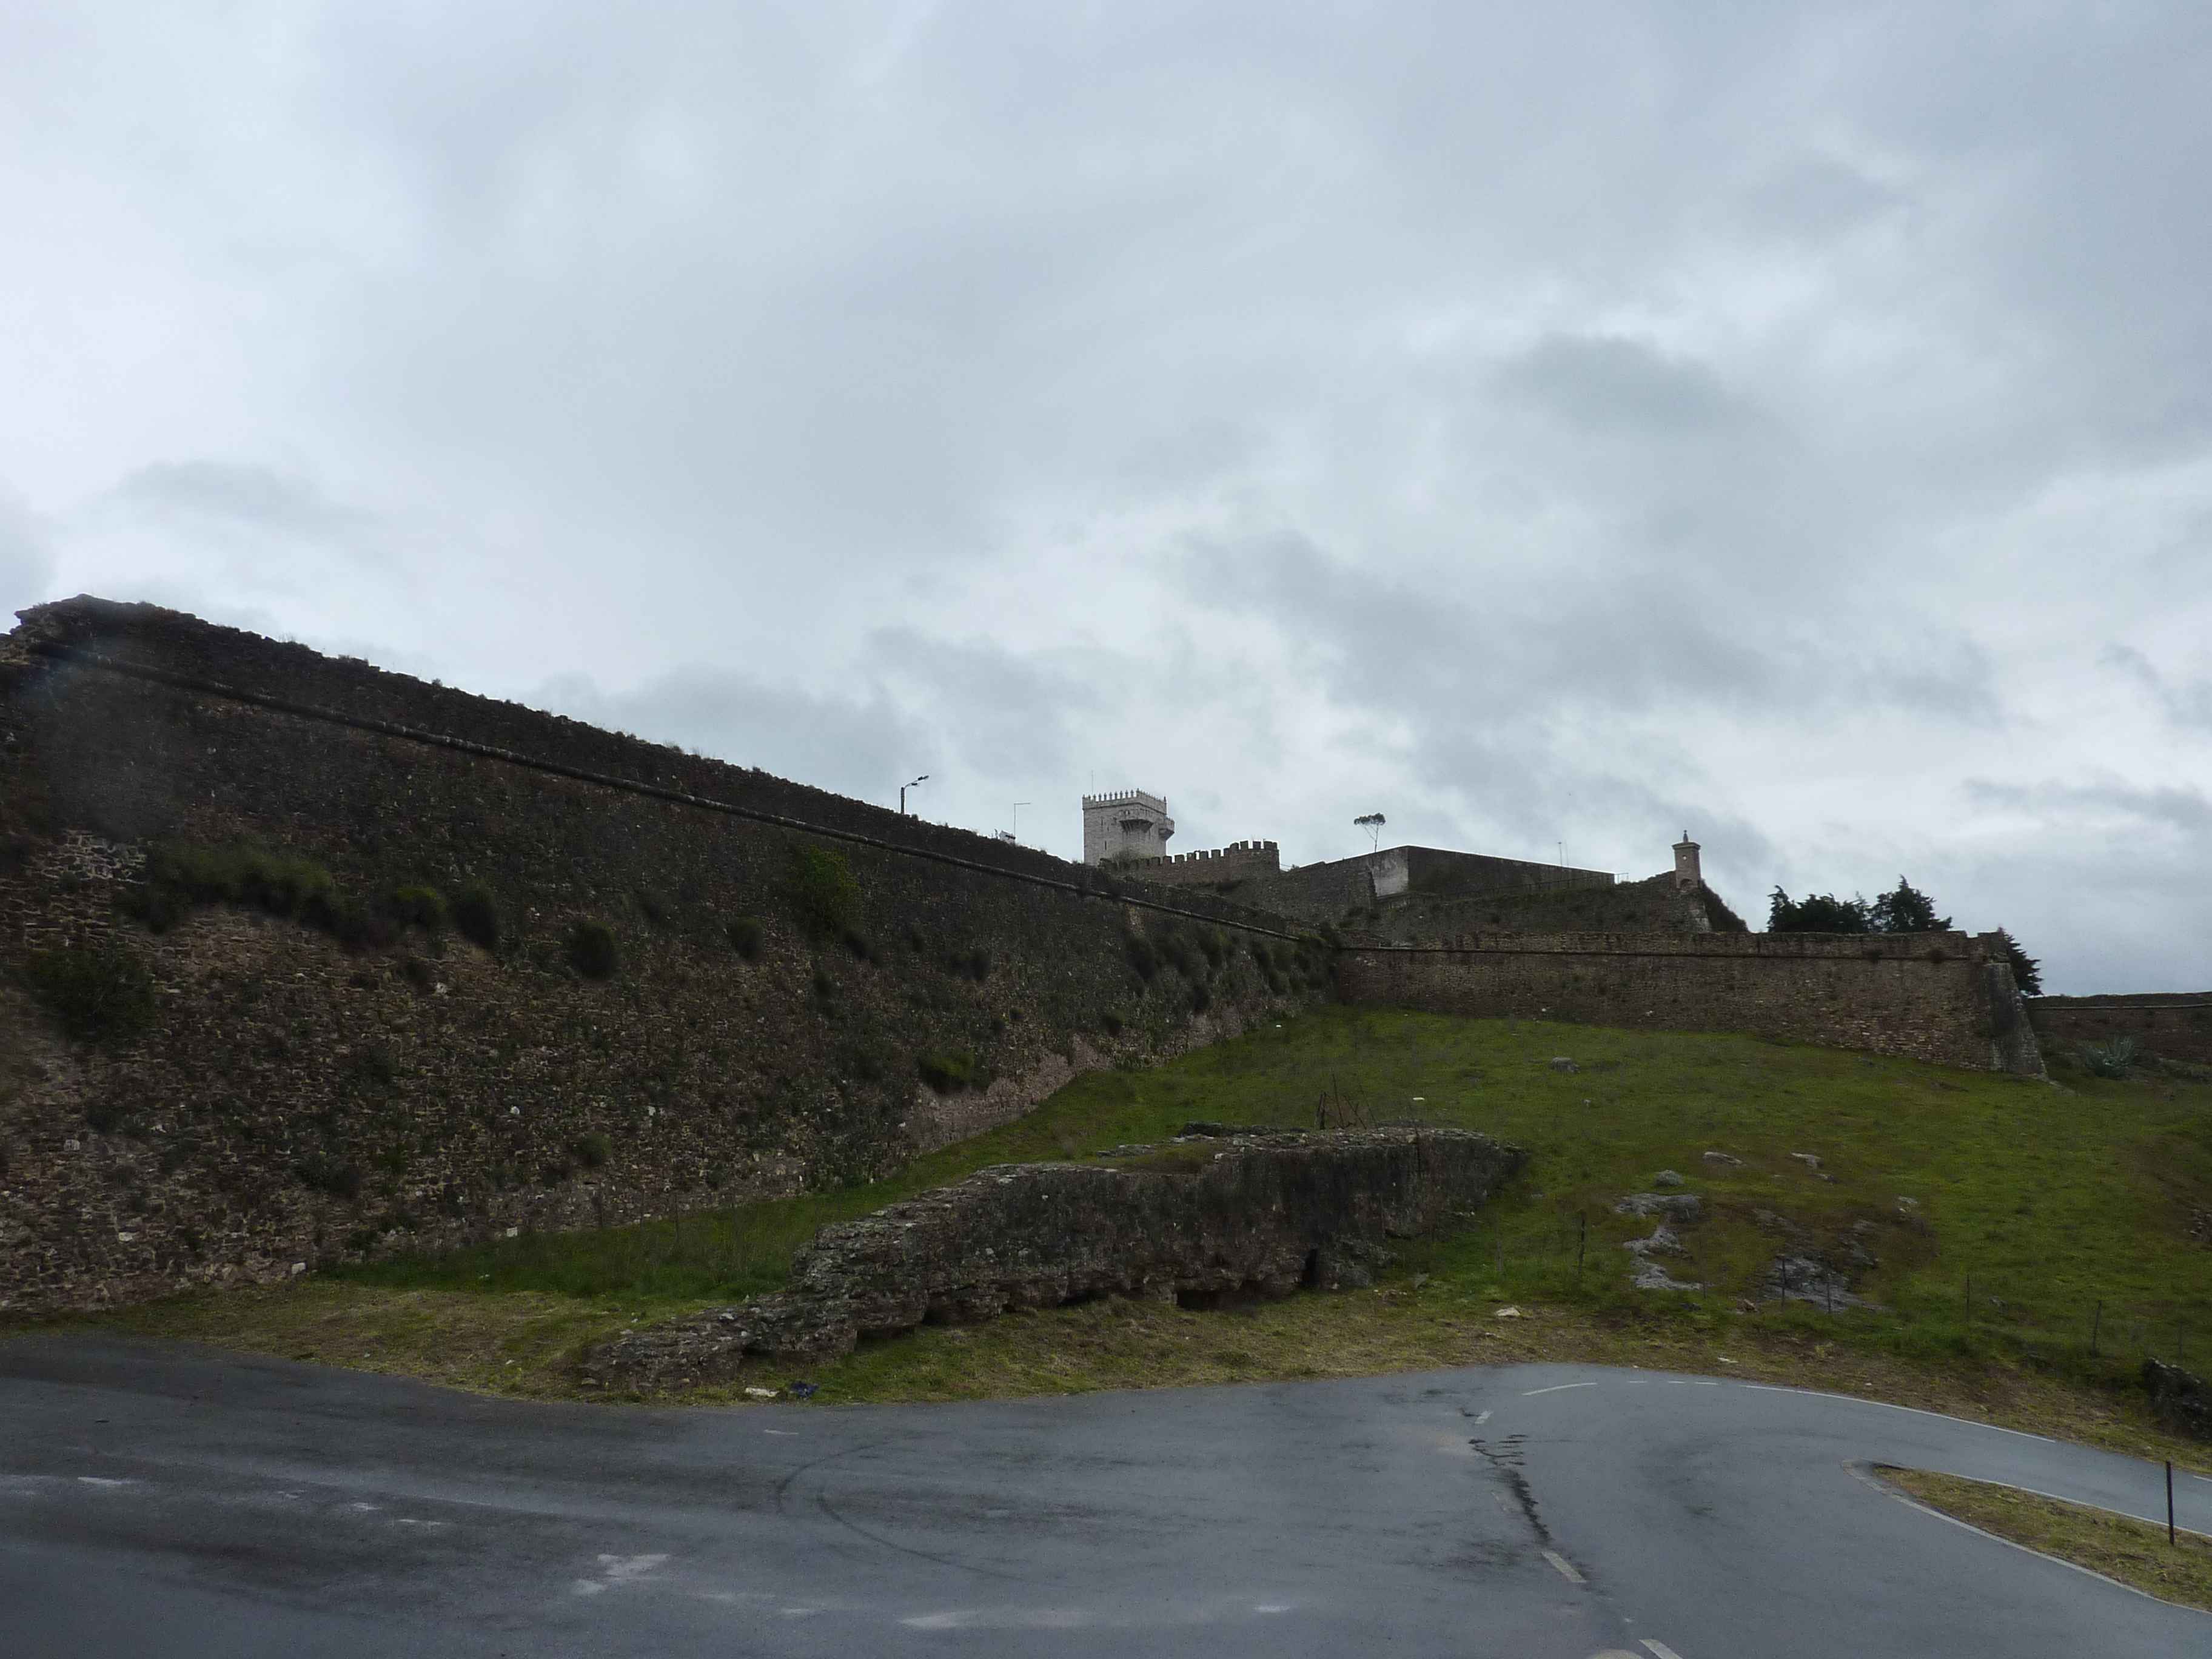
[2091,1300,2103,1357]
[2170,1461,2177,1547]
[1577,1213,1587,1276]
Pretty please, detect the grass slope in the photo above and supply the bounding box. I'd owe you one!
[1877,1466,2212,1612]
[25,1007,2212,1460]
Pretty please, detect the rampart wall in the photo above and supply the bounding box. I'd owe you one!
[2028,994,2212,1067]
[1336,930,2045,1075]
[1119,840,1281,889]
[0,600,1330,1314]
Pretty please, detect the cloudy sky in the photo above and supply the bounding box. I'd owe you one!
[5,4,2209,992]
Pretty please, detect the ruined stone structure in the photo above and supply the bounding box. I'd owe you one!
[581,1124,1528,1390]
[1081,789,1174,865]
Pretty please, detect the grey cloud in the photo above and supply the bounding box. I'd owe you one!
[1964,777,2212,838]
[110,463,371,541]
[1493,334,1749,435]
[2101,644,2212,730]
[537,668,936,813]
[0,489,56,612]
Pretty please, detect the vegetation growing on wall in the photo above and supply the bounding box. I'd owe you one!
[22,942,157,1047]
[789,843,860,939]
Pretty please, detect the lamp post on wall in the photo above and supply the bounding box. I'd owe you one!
[1011,802,1030,843]
[900,774,929,816]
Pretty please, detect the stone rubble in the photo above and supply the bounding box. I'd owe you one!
[581,1125,1527,1393]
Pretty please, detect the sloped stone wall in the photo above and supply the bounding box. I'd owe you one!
[0,602,1332,1314]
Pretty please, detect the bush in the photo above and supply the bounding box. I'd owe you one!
[452,885,500,951]
[726,916,765,960]
[949,945,991,981]
[811,964,837,1002]
[1199,928,1227,969]
[2081,1036,2137,1079]
[24,943,158,1047]
[634,888,672,926]
[1124,934,1158,981]
[569,1132,611,1169]
[842,927,876,963]
[1101,1009,1125,1036]
[789,843,860,939]
[385,886,447,932]
[918,1051,976,1092]
[1188,980,1212,1014]
[566,919,620,980]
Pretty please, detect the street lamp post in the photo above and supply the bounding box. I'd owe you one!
[1011,802,1030,842]
[900,774,929,816]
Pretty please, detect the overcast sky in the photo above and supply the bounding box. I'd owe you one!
[5,4,2209,993]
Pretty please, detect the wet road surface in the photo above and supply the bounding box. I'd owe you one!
[3,1335,2206,1657]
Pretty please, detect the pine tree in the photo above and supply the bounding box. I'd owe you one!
[1767,887,1871,933]
[1992,928,2043,994]
[1869,876,1952,934]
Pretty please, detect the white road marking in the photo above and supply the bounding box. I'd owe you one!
[1523,1382,1597,1396]
[1738,1384,2054,1444]
[1542,1549,1585,1584]
[1473,1409,1492,1424]
[762,1430,796,1437]
[76,1476,131,1488]
[1642,1640,1686,1658]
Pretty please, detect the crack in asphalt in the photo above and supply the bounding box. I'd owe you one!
[1467,1435,1555,1549]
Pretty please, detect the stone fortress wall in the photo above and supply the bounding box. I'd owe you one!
[2026,993,2212,1067]
[1338,930,2046,1076]
[0,600,1333,1315]
[0,598,2049,1316]
[1110,840,1281,889]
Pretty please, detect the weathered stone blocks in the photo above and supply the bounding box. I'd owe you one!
[581,1125,1527,1392]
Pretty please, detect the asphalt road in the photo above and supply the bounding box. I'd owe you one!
[2,1335,2206,1658]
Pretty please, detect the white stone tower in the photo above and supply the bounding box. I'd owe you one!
[1673,831,1702,891]
[1082,789,1175,865]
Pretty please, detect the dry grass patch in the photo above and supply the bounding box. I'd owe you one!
[1877,1465,2212,1613]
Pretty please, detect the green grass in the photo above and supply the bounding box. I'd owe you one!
[332,1006,2212,1370]
[42,1005,2212,1445]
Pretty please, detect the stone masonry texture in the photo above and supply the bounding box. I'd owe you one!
[1335,930,2046,1076]
[0,600,1330,1314]
[581,1125,1528,1392]
[2028,994,2212,1068]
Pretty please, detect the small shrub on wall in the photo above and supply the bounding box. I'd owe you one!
[23,943,158,1048]
[384,886,447,932]
[918,1051,976,1092]
[726,916,765,960]
[789,843,860,939]
[1124,934,1158,982]
[566,919,620,980]
[452,886,501,951]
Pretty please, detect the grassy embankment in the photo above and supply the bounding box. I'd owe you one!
[31,1005,2212,1463]
[1877,1466,2212,1612]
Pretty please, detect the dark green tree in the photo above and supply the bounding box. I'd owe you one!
[1767,887,1871,933]
[1991,928,2043,994]
[1868,876,1951,934]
